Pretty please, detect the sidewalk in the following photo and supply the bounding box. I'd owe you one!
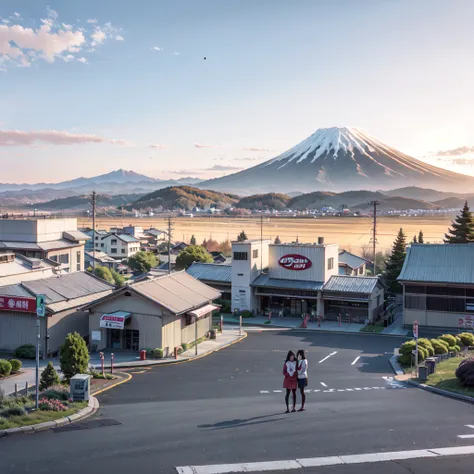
[381,304,409,336]
[223,315,364,333]
[0,330,245,396]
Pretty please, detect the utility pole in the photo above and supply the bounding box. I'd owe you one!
[369,200,380,275]
[260,214,263,273]
[91,191,97,270]
[167,216,173,274]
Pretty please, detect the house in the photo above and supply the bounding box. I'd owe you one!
[338,250,368,276]
[398,243,474,329]
[93,232,140,260]
[170,242,188,255]
[210,252,231,264]
[0,272,114,357]
[186,262,232,300]
[85,271,220,354]
[0,218,90,273]
[84,251,119,271]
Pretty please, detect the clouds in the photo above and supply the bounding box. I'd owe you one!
[235,157,261,161]
[194,143,219,148]
[152,46,163,51]
[206,164,243,171]
[435,146,474,156]
[242,146,272,152]
[0,129,131,147]
[149,144,166,149]
[0,9,124,69]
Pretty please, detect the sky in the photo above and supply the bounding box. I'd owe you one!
[1,0,474,183]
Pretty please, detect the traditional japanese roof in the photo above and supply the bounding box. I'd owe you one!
[186,263,232,283]
[323,275,381,294]
[251,273,324,291]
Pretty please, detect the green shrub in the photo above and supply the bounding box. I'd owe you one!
[0,359,12,377]
[40,388,69,401]
[241,310,253,318]
[431,339,449,354]
[9,359,22,373]
[398,354,412,365]
[399,341,427,362]
[0,406,27,418]
[89,371,115,380]
[417,338,435,357]
[439,334,457,347]
[399,340,416,355]
[60,332,90,381]
[181,343,189,352]
[458,332,474,347]
[39,362,60,391]
[151,348,163,359]
[15,344,36,359]
[453,345,461,352]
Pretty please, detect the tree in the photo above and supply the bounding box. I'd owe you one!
[219,239,232,256]
[60,332,90,381]
[444,202,474,243]
[274,236,281,244]
[237,230,248,242]
[190,235,197,245]
[127,251,158,273]
[418,230,424,244]
[412,235,417,244]
[39,361,60,391]
[110,269,125,287]
[91,265,114,284]
[384,228,407,293]
[175,245,213,270]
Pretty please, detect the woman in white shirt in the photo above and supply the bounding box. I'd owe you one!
[296,349,308,412]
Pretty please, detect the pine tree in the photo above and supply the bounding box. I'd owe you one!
[418,230,424,244]
[274,235,281,244]
[190,235,197,245]
[237,230,248,242]
[412,235,417,244]
[60,332,90,381]
[384,228,407,293]
[444,202,474,244]
[39,362,60,391]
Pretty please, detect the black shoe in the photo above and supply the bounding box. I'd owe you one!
[285,409,290,414]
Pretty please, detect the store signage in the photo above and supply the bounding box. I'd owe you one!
[0,295,36,313]
[458,315,474,328]
[278,254,312,271]
[100,314,127,330]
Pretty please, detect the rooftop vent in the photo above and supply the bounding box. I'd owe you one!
[318,237,325,245]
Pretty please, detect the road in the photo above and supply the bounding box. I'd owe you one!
[1,329,474,474]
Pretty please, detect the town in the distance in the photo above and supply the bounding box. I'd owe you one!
[1,2,474,474]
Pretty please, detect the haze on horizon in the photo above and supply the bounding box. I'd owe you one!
[1,0,473,184]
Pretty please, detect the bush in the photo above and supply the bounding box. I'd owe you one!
[90,371,115,380]
[241,310,253,318]
[181,343,189,352]
[15,344,36,359]
[431,339,449,355]
[455,358,474,386]
[151,348,163,359]
[40,388,69,401]
[439,334,457,347]
[417,338,435,357]
[0,406,27,418]
[60,332,90,381]
[38,397,67,411]
[9,359,22,373]
[0,359,12,377]
[458,332,474,347]
[399,340,427,363]
[39,362,60,391]
[453,345,461,352]
[398,354,412,365]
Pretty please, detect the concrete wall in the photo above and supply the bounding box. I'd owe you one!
[181,314,212,345]
[48,245,84,272]
[0,218,78,243]
[47,309,89,356]
[403,308,462,328]
[0,311,45,355]
[161,314,181,356]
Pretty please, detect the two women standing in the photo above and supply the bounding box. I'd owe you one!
[282,350,308,413]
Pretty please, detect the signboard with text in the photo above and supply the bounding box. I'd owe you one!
[100,314,127,330]
[278,254,312,271]
[0,295,36,313]
[458,315,474,329]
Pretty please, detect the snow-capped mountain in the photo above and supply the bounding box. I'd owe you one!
[199,127,474,194]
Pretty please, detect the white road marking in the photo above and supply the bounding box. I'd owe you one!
[351,356,361,366]
[354,388,362,391]
[313,389,320,392]
[273,390,282,393]
[337,389,345,392]
[260,391,269,394]
[363,387,372,390]
[345,388,354,391]
[260,386,393,395]
[305,389,312,393]
[176,445,474,473]
[323,389,335,393]
[318,351,337,364]
[320,382,327,387]
[466,425,474,429]
[458,434,474,439]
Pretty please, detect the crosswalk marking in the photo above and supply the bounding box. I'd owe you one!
[351,356,361,366]
[258,386,396,395]
[458,425,474,439]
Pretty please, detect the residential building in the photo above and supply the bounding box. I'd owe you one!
[84,251,119,271]
[93,232,140,260]
[85,272,220,354]
[170,242,188,255]
[0,272,113,357]
[0,218,89,273]
[398,243,474,329]
[187,262,232,300]
[338,250,368,276]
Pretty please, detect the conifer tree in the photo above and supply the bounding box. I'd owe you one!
[418,230,424,244]
[274,235,281,244]
[412,235,417,244]
[385,228,407,293]
[444,202,474,244]
[237,230,248,242]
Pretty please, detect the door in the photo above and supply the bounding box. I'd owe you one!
[124,329,139,351]
[110,329,122,349]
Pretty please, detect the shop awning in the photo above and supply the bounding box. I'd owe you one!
[187,304,219,319]
[100,311,131,330]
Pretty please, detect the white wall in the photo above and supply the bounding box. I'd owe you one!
[48,245,84,272]
[97,235,140,259]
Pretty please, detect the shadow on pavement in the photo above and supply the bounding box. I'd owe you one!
[198,413,285,431]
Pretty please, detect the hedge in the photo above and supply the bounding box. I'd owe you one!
[431,339,449,355]
[9,359,22,373]
[399,340,427,363]
[0,359,12,377]
[458,332,474,347]
[15,344,36,359]
[417,338,435,357]
[151,348,163,359]
[439,334,457,347]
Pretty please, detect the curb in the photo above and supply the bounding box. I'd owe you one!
[389,355,404,376]
[406,379,474,405]
[92,372,132,396]
[0,396,99,439]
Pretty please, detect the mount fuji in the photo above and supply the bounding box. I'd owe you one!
[199,127,474,194]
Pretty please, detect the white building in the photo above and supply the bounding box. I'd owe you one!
[94,233,140,260]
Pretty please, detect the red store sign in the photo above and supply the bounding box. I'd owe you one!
[0,295,36,313]
[278,254,312,271]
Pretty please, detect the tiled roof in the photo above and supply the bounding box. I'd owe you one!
[338,250,368,269]
[116,234,140,243]
[186,263,232,283]
[0,284,33,297]
[251,273,324,291]
[398,243,474,284]
[323,275,380,294]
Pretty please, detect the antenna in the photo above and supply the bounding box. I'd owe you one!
[91,191,97,271]
[369,200,379,275]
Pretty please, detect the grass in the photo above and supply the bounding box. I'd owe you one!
[421,352,474,397]
[0,401,87,429]
[360,322,385,334]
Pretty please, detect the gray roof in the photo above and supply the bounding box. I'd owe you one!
[116,234,139,243]
[323,275,380,294]
[0,284,33,297]
[64,230,91,241]
[129,271,221,314]
[22,271,114,305]
[0,242,41,250]
[398,243,474,284]
[37,239,81,251]
[186,263,232,283]
[338,251,368,269]
[251,274,324,291]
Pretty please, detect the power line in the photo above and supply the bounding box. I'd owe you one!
[369,201,380,275]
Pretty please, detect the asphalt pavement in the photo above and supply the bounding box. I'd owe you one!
[1,329,474,474]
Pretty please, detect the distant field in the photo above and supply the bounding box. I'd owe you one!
[78,215,453,252]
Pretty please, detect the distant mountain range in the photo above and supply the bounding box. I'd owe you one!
[198,127,474,194]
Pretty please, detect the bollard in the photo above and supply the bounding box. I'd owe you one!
[26,381,29,396]
[100,351,105,377]
[338,315,342,327]
[220,314,224,333]
[14,383,18,398]
[174,347,178,359]
[111,353,114,374]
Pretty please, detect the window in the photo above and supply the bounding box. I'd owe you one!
[358,266,364,275]
[405,285,426,295]
[237,273,244,276]
[253,249,259,259]
[76,251,81,271]
[59,254,69,264]
[376,294,381,307]
[122,249,126,254]
[111,248,117,254]
[405,295,425,310]
[95,236,99,241]
[426,286,464,296]
[327,257,334,270]
[426,296,465,312]
[233,252,248,261]
[111,239,117,245]
[50,255,58,262]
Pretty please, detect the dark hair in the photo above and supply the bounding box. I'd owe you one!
[296,350,306,360]
[285,350,295,362]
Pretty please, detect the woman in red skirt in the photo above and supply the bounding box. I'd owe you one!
[283,350,298,413]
